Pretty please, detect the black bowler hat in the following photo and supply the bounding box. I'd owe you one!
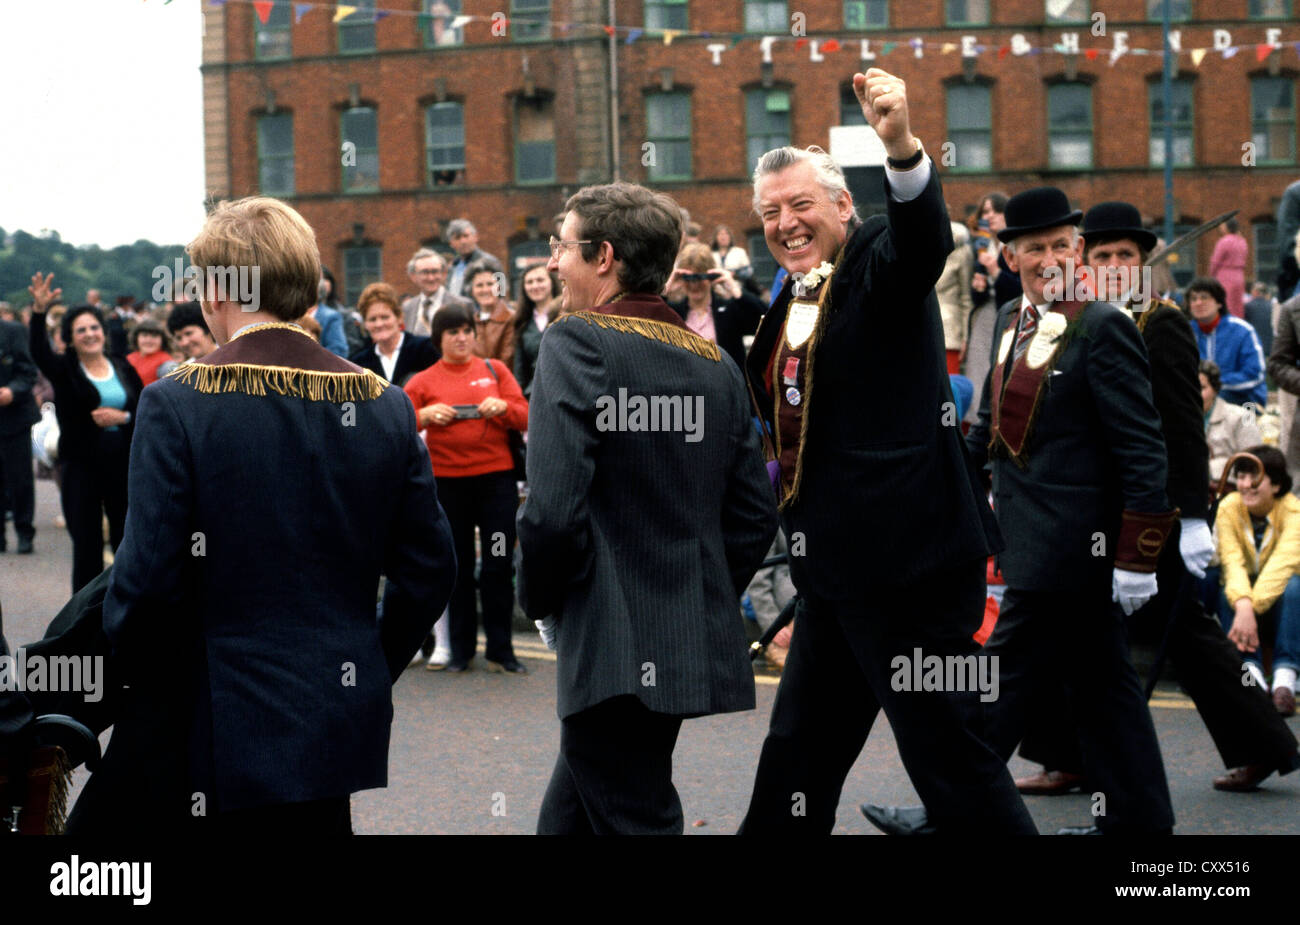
[1079,201,1157,252]
[997,187,1084,243]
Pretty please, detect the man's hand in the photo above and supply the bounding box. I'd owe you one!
[0,387,12,407]
[1112,567,1158,616]
[27,272,61,313]
[853,68,916,160]
[1229,599,1259,653]
[1178,517,1214,578]
[976,248,1000,277]
[710,267,743,299]
[535,617,556,651]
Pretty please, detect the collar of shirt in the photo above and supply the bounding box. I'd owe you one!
[1019,296,1049,319]
[230,321,265,338]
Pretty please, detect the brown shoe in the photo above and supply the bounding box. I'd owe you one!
[1213,764,1275,792]
[1015,769,1086,795]
[1275,687,1296,717]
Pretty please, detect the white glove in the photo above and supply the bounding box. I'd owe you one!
[1178,517,1214,579]
[535,617,557,651]
[1112,568,1159,616]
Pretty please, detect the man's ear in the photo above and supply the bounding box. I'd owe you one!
[1002,243,1018,274]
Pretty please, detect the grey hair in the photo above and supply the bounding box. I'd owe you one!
[446,219,476,239]
[751,145,859,223]
[1008,226,1078,254]
[407,247,444,275]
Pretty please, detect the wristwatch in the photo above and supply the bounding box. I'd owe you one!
[886,138,925,170]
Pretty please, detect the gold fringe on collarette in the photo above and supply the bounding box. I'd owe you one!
[560,311,722,362]
[166,362,386,402]
[774,268,836,512]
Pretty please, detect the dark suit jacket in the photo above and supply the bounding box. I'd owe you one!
[668,290,767,371]
[28,312,142,462]
[967,299,1170,592]
[350,333,439,387]
[0,319,40,436]
[1140,301,1209,520]
[517,296,777,720]
[746,166,1000,600]
[80,327,455,824]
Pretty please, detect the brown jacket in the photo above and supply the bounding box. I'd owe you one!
[474,300,517,371]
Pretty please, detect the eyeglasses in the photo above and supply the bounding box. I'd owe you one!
[549,235,593,259]
[415,268,445,276]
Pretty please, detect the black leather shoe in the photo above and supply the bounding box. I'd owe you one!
[487,659,528,674]
[445,659,470,672]
[16,537,33,554]
[860,803,934,835]
[1057,824,1102,835]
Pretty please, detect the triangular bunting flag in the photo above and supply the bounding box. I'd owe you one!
[253,0,273,23]
[1190,47,1207,66]
[795,37,808,50]
[997,44,1009,59]
[941,42,957,53]
[729,34,743,48]
[663,29,678,45]
[1084,48,1099,60]
[333,5,356,23]
[881,41,897,54]
[1257,43,1273,62]
[602,24,615,35]
[375,9,390,20]
[1223,46,1239,58]
[209,0,226,6]
[450,15,471,29]
[294,2,310,22]
[625,28,642,44]
[822,39,840,52]
[909,37,923,57]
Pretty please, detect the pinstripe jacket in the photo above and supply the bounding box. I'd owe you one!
[516,294,778,720]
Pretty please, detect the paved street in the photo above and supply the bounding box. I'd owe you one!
[4,478,1299,834]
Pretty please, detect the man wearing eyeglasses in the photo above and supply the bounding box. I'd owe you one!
[518,182,778,834]
[401,248,474,337]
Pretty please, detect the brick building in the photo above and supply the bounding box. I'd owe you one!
[201,0,1300,304]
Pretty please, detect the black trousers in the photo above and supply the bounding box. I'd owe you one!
[0,429,35,543]
[739,556,1036,834]
[538,695,684,834]
[61,433,130,592]
[435,470,518,665]
[1019,534,1300,776]
[983,584,1175,833]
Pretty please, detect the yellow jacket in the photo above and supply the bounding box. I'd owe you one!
[1217,491,1300,613]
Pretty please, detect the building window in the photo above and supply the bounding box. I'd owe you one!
[844,0,887,28]
[511,0,549,41]
[1046,0,1089,23]
[947,0,990,24]
[257,114,294,196]
[337,0,376,54]
[645,0,687,30]
[840,86,867,126]
[515,96,555,183]
[748,232,779,293]
[425,102,465,186]
[1249,0,1289,17]
[1148,80,1194,167]
[424,0,463,47]
[646,92,692,181]
[343,247,382,307]
[253,1,292,59]
[1254,222,1279,287]
[1146,0,1190,19]
[744,0,786,32]
[947,84,992,170]
[1253,76,1296,163]
[1047,83,1092,168]
[341,106,379,192]
[746,88,791,175]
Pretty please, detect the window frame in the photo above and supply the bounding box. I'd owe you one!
[745,88,792,176]
[1046,81,1094,170]
[1252,75,1297,165]
[743,0,786,34]
[1145,0,1191,21]
[343,246,383,308]
[337,0,376,55]
[256,112,295,196]
[1147,78,1195,168]
[1045,0,1090,25]
[514,95,556,185]
[844,0,888,29]
[1248,0,1290,19]
[340,106,380,194]
[253,1,292,60]
[644,0,688,31]
[946,0,990,26]
[425,101,465,187]
[510,0,550,42]
[945,82,994,172]
[422,0,464,48]
[645,91,693,181]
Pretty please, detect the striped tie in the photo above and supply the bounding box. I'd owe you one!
[1013,305,1038,362]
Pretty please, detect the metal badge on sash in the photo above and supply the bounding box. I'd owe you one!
[782,356,800,385]
[785,299,819,350]
[785,387,802,406]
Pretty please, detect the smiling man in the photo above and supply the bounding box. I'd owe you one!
[737,68,1034,835]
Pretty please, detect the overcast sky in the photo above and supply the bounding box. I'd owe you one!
[0,0,206,248]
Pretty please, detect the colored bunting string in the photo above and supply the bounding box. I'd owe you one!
[193,0,1299,66]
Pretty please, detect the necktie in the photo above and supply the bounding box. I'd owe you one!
[421,296,432,333]
[1013,305,1038,362]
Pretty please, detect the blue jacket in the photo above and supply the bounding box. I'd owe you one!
[1192,315,1267,408]
[314,303,350,357]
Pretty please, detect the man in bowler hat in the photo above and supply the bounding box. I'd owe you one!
[865,187,1179,834]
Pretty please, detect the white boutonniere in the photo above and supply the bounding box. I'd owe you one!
[793,261,835,296]
[1037,312,1067,341]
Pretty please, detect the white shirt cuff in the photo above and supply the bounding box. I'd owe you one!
[886,156,932,203]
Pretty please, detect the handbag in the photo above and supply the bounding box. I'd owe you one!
[482,360,528,481]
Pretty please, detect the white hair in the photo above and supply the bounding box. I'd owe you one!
[751,145,860,223]
[407,247,443,275]
[446,219,476,239]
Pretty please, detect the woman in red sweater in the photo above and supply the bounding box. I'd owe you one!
[404,304,530,674]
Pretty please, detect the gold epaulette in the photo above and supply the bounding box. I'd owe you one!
[165,362,386,402]
[558,311,721,362]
